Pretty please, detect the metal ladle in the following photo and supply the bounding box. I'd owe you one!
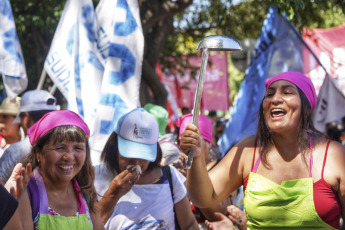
[184,35,242,169]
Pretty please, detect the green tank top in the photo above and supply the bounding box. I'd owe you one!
[244,136,337,229]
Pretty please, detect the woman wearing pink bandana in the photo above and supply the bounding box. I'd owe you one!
[180,72,345,229]
[18,110,104,230]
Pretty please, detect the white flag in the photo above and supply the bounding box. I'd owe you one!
[312,74,345,133]
[44,0,104,132]
[90,0,144,155]
[0,0,28,98]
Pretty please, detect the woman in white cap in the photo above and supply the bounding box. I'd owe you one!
[94,108,198,230]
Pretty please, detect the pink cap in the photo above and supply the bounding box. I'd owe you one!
[265,72,317,111]
[175,113,213,143]
[27,110,90,145]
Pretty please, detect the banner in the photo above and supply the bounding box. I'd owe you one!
[156,64,179,131]
[0,0,28,98]
[90,0,144,157]
[312,74,345,133]
[303,24,345,94]
[218,6,322,157]
[161,51,229,112]
[44,0,104,132]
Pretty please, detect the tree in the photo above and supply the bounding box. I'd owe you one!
[8,0,345,108]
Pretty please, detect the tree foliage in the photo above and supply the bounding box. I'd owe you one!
[8,0,345,108]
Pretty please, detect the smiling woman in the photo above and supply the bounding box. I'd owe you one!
[18,110,104,230]
[180,71,345,229]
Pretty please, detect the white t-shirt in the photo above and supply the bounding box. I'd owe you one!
[94,164,186,230]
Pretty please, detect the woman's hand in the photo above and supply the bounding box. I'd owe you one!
[3,163,32,200]
[107,167,140,199]
[98,167,141,223]
[205,212,235,230]
[179,124,205,158]
[226,205,247,230]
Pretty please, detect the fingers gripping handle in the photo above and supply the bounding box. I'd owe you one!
[183,49,208,169]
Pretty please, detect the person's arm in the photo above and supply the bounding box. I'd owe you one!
[98,168,140,223]
[174,196,199,230]
[3,208,23,230]
[89,204,105,230]
[180,124,244,208]
[197,196,231,221]
[5,163,33,230]
[330,141,345,229]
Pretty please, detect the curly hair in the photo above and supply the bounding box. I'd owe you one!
[101,132,162,175]
[256,88,325,167]
[22,125,98,213]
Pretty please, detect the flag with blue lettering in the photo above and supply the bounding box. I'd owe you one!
[44,0,104,131]
[90,0,144,155]
[218,6,321,157]
[0,0,28,98]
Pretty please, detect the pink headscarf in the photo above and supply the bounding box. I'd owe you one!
[265,72,317,111]
[175,113,213,143]
[27,110,90,145]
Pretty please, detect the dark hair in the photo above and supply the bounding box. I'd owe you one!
[256,88,324,167]
[22,125,98,212]
[101,132,162,175]
[208,110,217,118]
[19,110,55,123]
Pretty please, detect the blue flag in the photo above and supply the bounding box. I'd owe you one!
[0,0,28,98]
[218,6,321,157]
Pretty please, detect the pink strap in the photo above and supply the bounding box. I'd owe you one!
[33,168,86,214]
[253,135,313,177]
[252,154,261,173]
[72,178,87,214]
[308,134,313,178]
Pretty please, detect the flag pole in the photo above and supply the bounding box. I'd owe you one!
[50,84,57,95]
[37,68,46,89]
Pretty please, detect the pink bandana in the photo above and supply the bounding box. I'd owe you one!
[265,72,317,111]
[175,113,213,143]
[27,110,90,145]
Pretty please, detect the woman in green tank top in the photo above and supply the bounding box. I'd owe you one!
[180,72,345,229]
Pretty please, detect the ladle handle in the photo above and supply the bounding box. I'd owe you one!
[185,150,194,169]
[183,48,209,169]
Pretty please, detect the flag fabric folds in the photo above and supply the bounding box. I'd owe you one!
[0,0,28,98]
[44,0,104,132]
[218,6,321,157]
[312,74,345,133]
[303,24,345,94]
[90,0,144,154]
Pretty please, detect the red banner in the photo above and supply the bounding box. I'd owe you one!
[161,51,229,112]
[303,23,345,94]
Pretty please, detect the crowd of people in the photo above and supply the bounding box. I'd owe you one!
[0,71,345,229]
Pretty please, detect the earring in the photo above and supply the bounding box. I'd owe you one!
[37,159,40,165]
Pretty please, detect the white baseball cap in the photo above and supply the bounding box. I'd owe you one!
[13,90,59,123]
[115,108,159,162]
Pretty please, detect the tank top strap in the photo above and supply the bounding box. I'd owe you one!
[33,168,87,215]
[33,168,49,214]
[321,140,331,179]
[250,139,257,172]
[252,135,314,176]
[71,178,87,214]
[252,154,261,173]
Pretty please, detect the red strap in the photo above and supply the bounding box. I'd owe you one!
[321,140,331,179]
